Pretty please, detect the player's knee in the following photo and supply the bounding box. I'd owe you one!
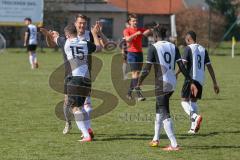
[162,113,171,120]
[181,101,188,106]
[190,98,198,102]
[155,113,162,123]
[181,98,189,102]
[156,106,170,120]
[73,109,89,121]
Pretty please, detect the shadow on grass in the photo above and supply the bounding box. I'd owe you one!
[177,130,240,139]
[211,53,240,56]
[95,130,240,141]
[93,133,156,141]
[171,97,227,101]
[67,130,240,142]
[184,145,240,150]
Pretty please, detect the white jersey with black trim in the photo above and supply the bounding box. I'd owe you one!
[188,44,209,85]
[27,24,37,45]
[64,37,90,78]
[153,41,181,91]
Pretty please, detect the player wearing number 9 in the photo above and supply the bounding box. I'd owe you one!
[177,31,220,134]
[137,26,198,151]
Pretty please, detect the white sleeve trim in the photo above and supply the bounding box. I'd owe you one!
[146,61,153,64]
[206,62,211,65]
[176,58,182,62]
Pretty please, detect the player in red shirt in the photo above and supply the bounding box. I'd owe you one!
[123,14,152,101]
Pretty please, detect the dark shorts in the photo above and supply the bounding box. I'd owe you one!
[65,76,91,108]
[127,52,143,71]
[181,80,202,99]
[27,44,37,51]
[156,92,173,119]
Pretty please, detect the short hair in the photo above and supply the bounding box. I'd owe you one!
[64,24,77,36]
[128,13,137,22]
[152,25,167,40]
[75,14,88,21]
[24,17,32,22]
[186,31,197,42]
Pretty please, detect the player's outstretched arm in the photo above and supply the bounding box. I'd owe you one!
[206,64,220,94]
[124,31,142,42]
[40,28,56,48]
[142,29,152,37]
[142,24,160,37]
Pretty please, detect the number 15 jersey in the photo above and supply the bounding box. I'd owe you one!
[64,37,96,78]
[182,44,211,86]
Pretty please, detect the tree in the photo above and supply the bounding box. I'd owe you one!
[206,0,238,39]
[176,8,226,48]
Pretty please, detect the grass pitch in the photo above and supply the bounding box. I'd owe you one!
[0,47,240,160]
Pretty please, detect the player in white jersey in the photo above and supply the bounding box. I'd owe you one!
[137,26,198,151]
[62,14,108,136]
[55,24,100,142]
[40,14,107,138]
[24,17,38,69]
[177,31,220,134]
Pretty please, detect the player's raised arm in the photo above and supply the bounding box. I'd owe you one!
[91,24,102,52]
[40,28,56,48]
[96,21,109,48]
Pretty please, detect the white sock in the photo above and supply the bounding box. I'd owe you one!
[163,118,178,148]
[191,113,198,120]
[74,110,90,138]
[181,101,191,116]
[83,97,92,129]
[32,53,37,64]
[29,55,33,66]
[82,107,91,129]
[153,114,162,141]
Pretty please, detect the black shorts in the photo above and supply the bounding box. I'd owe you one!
[127,52,143,71]
[181,80,202,99]
[27,44,37,51]
[156,92,173,119]
[65,76,91,108]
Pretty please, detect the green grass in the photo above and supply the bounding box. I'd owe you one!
[0,47,240,160]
